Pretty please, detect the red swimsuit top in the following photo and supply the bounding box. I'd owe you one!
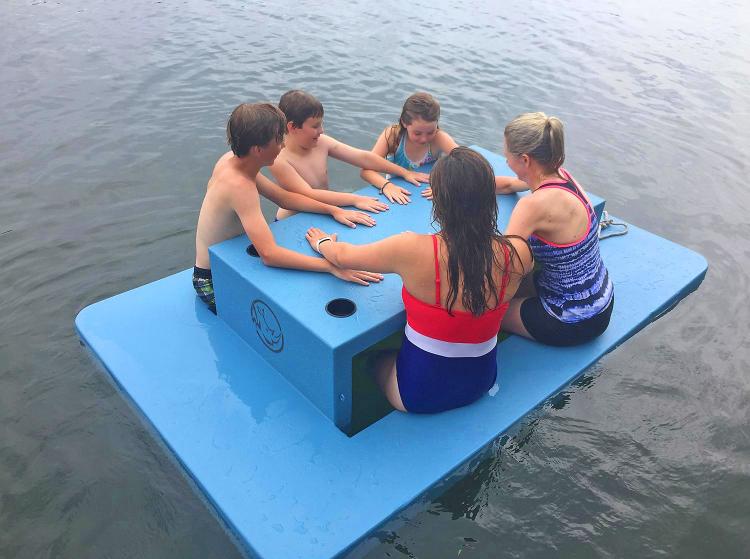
[401,235,511,344]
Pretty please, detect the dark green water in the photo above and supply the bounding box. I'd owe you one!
[1,0,749,557]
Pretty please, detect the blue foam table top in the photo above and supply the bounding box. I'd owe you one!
[75,147,706,559]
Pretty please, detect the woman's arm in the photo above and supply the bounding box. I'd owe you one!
[495,176,529,194]
[429,131,528,196]
[504,196,539,239]
[305,227,418,275]
[506,235,535,276]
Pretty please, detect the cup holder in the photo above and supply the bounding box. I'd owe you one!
[246,244,260,257]
[326,298,356,318]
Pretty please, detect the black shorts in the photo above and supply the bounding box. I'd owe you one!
[520,295,614,347]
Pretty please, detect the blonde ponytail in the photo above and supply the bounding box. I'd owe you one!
[505,112,565,172]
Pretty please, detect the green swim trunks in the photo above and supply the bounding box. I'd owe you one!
[192,266,216,314]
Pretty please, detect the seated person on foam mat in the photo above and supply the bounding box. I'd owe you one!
[193,103,383,314]
[269,90,429,221]
[500,112,614,346]
[360,92,526,204]
[305,148,532,413]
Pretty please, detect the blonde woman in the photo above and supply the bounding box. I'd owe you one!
[500,113,614,346]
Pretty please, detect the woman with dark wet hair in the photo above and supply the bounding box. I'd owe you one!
[305,147,533,413]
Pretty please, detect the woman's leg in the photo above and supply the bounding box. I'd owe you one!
[500,297,536,340]
[373,351,406,412]
[514,273,538,299]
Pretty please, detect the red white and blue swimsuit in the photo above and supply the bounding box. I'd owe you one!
[396,235,511,413]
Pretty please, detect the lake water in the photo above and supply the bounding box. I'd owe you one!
[1,0,749,557]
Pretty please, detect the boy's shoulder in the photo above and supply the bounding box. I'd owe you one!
[318,133,338,148]
[210,153,257,194]
[319,133,355,157]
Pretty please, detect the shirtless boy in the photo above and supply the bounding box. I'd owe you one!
[193,103,383,314]
[269,90,430,220]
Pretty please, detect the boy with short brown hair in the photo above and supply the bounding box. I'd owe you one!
[269,90,430,220]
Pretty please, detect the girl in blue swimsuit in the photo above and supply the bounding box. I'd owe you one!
[360,92,456,204]
[360,93,527,204]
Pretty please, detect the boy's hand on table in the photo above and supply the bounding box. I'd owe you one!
[353,195,389,213]
[330,267,384,286]
[332,208,376,228]
[383,182,412,205]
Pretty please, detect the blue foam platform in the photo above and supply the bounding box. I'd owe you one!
[75,147,706,558]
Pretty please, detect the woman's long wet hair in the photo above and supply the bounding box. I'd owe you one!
[431,147,526,316]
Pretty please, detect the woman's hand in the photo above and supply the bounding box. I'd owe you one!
[402,170,430,186]
[420,186,433,200]
[306,227,384,285]
[383,182,412,205]
[353,195,389,213]
[495,175,529,194]
[331,208,376,228]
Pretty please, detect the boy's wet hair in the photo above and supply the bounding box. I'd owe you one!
[226,103,286,157]
[278,90,324,129]
[386,92,441,154]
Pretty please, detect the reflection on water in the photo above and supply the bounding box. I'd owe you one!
[1,0,749,557]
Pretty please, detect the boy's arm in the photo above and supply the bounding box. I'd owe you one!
[325,135,429,186]
[360,129,413,205]
[269,158,387,213]
[256,173,376,227]
[231,183,382,285]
